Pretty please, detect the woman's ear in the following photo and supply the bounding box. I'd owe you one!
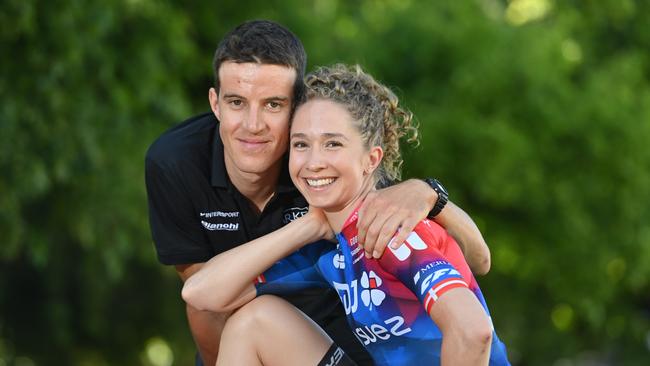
[365,146,384,175]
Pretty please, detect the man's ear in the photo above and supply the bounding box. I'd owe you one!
[209,87,220,119]
[365,146,384,175]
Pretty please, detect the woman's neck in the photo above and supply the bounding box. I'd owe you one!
[324,185,376,233]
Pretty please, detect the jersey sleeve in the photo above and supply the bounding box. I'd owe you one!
[254,240,333,296]
[379,220,473,314]
[145,157,213,265]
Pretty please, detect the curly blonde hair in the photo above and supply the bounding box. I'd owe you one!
[303,64,419,187]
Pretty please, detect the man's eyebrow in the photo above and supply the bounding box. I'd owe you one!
[222,93,245,99]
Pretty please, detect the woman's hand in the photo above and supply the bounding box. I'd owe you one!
[304,205,335,242]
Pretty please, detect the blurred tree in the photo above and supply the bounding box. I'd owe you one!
[0,0,200,364]
[1,0,648,365]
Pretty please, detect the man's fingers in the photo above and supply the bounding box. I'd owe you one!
[362,213,391,258]
[356,192,379,247]
[373,215,404,258]
[389,216,418,250]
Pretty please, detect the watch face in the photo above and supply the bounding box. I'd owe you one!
[433,179,448,196]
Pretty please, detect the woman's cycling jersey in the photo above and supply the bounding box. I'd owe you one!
[256,209,510,366]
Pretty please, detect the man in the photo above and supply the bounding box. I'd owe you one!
[145,20,490,365]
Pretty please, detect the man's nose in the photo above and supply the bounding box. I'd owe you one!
[243,107,264,134]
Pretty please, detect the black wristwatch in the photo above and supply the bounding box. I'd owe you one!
[423,178,448,218]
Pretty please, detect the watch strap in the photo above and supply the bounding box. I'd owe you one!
[423,178,448,218]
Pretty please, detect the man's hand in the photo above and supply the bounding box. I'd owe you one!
[357,179,492,275]
[357,179,435,258]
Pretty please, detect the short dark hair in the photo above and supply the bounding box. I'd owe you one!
[213,20,307,106]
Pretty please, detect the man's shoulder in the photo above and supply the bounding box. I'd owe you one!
[145,112,217,167]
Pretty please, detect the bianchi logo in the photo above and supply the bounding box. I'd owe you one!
[201,220,239,231]
[199,211,239,231]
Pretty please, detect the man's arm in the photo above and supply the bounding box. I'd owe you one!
[176,263,231,366]
[356,179,491,275]
[433,200,490,275]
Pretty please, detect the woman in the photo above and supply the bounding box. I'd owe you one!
[184,64,510,365]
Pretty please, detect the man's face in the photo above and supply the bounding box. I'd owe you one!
[211,61,296,179]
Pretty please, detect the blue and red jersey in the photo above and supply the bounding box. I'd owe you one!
[256,210,510,366]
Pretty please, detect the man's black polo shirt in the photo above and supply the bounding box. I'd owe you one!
[145,113,371,364]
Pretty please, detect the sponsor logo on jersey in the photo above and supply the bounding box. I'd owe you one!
[353,315,412,346]
[415,266,463,295]
[333,280,359,315]
[343,235,364,263]
[333,253,345,269]
[333,271,385,315]
[412,261,451,284]
[412,263,468,312]
[360,271,386,309]
[201,221,239,231]
[283,206,308,224]
[388,231,428,261]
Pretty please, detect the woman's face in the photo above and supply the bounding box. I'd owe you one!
[289,99,382,212]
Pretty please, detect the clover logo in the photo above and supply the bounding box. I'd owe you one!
[360,271,386,309]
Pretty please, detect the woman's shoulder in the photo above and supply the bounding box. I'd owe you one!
[410,219,450,246]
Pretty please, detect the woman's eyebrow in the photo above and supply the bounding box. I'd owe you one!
[290,132,349,140]
[290,132,307,139]
[322,132,348,141]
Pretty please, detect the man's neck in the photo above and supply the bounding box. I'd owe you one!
[226,162,282,214]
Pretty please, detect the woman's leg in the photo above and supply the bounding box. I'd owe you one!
[216,295,344,366]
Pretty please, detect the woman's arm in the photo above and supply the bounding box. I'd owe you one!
[430,287,493,366]
[182,212,331,312]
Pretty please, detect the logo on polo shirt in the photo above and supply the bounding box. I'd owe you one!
[200,211,239,218]
[199,211,240,231]
[201,221,239,231]
[283,207,308,224]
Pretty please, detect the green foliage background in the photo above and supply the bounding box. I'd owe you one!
[1,0,649,365]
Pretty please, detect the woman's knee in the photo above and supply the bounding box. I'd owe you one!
[223,295,287,335]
